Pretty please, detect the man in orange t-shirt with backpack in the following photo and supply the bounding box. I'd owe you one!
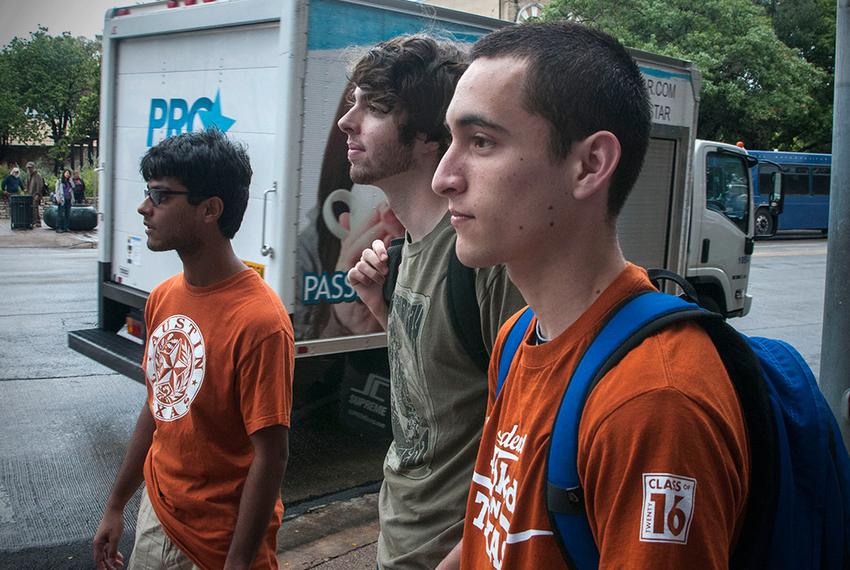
[93,129,294,570]
[433,22,749,569]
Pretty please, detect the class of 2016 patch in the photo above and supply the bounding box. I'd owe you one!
[145,314,206,422]
[640,473,697,544]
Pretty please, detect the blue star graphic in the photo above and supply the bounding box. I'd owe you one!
[198,90,236,133]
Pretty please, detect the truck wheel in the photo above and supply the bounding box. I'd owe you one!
[755,208,775,237]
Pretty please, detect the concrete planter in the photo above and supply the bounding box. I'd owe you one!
[44,204,98,231]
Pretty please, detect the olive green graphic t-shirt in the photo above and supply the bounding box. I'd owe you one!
[378,214,524,569]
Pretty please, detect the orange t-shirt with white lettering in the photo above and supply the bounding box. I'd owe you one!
[461,263,749,569]
[142,269,294,569]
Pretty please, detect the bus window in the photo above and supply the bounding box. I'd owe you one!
[812,167,830,195]
[707,152,750,233]
[784,167,810,195]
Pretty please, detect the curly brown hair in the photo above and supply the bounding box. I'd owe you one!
[348,34,468,155]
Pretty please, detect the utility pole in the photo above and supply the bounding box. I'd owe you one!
[820,0,850,449]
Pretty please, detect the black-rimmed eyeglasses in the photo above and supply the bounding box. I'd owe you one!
[144,187,189,206]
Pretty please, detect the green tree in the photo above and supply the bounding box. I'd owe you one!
[0,51,40,156]
[542,0,830,151]
[3,28,100,170]
[756,0,835,151]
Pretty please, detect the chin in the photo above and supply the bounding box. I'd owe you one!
[455,240,500,269]
[146,238,168,252]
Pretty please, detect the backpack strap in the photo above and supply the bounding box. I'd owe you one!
[447,238,489,373]
[547,291,707,570]
[382,237,406,309]
[496,306,535,396]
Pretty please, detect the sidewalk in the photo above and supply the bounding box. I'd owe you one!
[0,219,98,249]
[278,492,379,569]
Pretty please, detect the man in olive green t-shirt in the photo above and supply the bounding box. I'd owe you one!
[342,35,524,569]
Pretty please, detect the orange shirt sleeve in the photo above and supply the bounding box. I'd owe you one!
[237,329,294,434]
[578,329,749,569]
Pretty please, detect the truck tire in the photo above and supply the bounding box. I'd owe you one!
[755,208,775,238]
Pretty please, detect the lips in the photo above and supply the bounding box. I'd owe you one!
[449,208,474,226]
[347,141,365,160]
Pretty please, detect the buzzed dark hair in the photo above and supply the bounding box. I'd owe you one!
[140,129,252,239]
[348,34,468,154]
[471,22,651,218]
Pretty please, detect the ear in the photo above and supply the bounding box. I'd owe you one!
[570,131,621,202]
[200,196,224,226]
[415,133,441,158]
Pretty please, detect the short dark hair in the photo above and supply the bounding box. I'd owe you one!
[348,34,468,154]
[139,129,252,238]
[471,22,651,218]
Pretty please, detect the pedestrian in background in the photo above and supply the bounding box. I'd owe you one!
[72,170,86,204]
[2,166,25,199]
[25,161,43,228]
[54,169,73,233]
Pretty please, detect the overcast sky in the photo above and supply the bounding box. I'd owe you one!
[1,0,129,46]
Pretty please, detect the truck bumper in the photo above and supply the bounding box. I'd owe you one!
[68,328,145,383]
[742,293,753,317]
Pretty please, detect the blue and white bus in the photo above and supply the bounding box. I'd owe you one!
[748,150,831,237]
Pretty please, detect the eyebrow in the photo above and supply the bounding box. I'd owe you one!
[455,113,510,135]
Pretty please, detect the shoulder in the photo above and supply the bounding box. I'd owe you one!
[233,271,293,336]
[583,321,741,436]
[147,274,181,303]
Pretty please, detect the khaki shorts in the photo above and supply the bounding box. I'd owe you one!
[128,489,200,570]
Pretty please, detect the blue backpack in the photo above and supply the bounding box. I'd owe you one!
[496,274,850,569]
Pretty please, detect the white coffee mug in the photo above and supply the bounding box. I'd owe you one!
[322,184,386,239]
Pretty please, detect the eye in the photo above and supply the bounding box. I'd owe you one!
[472,135,494,149]
[367,103,389,115]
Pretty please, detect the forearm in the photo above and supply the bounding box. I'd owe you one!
[436,540,462,570]
[363,299,388,330]
[225,445,287,569]
[105,403,155,512]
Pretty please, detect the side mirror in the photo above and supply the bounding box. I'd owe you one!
[770,173,784,215]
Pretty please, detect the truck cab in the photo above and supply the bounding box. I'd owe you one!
[687,140,755,317]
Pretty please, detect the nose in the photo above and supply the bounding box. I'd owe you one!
[337,105,358,135]
[432,143,465,198]
[137,196,152,216]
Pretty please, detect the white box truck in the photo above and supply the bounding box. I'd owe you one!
[69,0,753,428]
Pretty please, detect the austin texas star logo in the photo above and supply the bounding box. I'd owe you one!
[146,314,206,421]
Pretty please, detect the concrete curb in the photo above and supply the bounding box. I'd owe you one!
[278,493,379,569]
[0,223,97,249]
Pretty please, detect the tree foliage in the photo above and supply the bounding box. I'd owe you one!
[542,0,833,151]
[756,0,836,150]
[0,28,100,167]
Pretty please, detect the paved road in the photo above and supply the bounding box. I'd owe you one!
[0,235,829,568]
[734,237,827,376]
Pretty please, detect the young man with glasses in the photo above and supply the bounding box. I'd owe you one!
[93,129,294,570]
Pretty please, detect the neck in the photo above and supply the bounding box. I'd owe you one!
[508,221,626,340]
[377,158,447,242]
[178,236,246,288]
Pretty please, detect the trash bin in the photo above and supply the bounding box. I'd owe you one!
[9,195,34,229]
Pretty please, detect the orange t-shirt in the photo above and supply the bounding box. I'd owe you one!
[461,264,749,569]
[142,269,294,569]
